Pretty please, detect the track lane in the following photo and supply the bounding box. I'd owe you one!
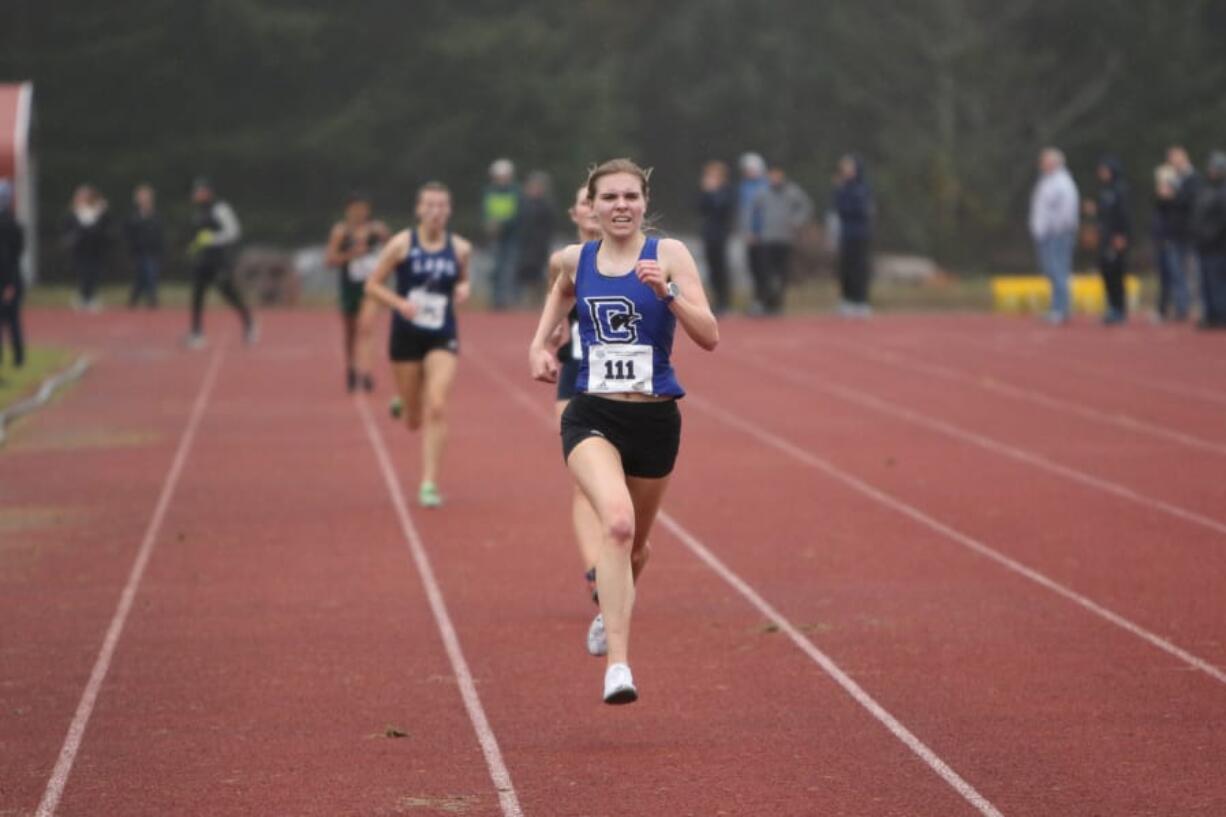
[41,315,512,817]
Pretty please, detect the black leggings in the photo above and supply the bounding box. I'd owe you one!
[759,242,792,314]
[0,286,24,367]
[703,236,730,312]
[191,259,252,335]
[838,238,871,304]
[1099,250,1127,316]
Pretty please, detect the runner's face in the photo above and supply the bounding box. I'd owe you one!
[345,200,371,224]
[592,173,646,239]
[416,191,451,232]
[569,188,600,240]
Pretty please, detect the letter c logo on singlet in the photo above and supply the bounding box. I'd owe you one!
[587,296,643,344]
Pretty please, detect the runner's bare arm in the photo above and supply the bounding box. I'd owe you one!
[529,244,582,381]
[364,231,415,319]
[644,238,719,351]
[452,235,472,304]
[324,223,349,267]
[545,248,572,351]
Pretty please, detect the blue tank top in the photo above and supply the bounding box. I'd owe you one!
[393,230,459,335]
[575,237,684,398]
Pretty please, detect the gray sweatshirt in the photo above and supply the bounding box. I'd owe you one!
[751,181,814,243]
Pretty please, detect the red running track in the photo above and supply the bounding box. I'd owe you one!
[2,306,1224,816]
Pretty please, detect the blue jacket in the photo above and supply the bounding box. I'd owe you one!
[833,157,874,243]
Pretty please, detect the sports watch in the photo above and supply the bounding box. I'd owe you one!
[662,280,680,303]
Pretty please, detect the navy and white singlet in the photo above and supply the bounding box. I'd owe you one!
[574,237,684,398]
[392,230,460,337]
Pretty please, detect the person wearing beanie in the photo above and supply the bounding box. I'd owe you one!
[1093,156,1132,325]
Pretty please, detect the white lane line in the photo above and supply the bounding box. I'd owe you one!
[466,348,1006,817]
[354,397,523,817]
[829,339,1226,457]
[921,325,1226,408]
[36,348,226,817]
[655,512,1004,817]
[726,348,1226,539]
[684,393,1226,686]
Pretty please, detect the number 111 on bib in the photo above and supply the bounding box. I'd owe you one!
[589,344,654,394]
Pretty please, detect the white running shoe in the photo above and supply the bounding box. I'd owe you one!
[184,332,207,350]
[602,662,637,705]
[586,613,607,657]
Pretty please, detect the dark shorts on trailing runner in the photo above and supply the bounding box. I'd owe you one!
[556,357,581,402]
[388,323,459,362]
[560,392,681,479]
[339,275,366,316]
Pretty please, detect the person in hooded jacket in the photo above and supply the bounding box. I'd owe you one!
[833,154,874,317]
[1192,151,1226,329]
[1094,157,1132,325]
[0,179,24,369]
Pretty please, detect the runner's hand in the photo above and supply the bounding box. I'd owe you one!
[635,259,669,299]
[529,344,559,383]
[454,281,471,305]
[395,298,418,321]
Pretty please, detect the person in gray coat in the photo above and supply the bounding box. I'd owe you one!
[749,164,814,314]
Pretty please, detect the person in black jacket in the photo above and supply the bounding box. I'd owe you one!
[186,178,255,347]
[1094,157,1132,325]
[0,179,25,369]
[698,160,735,313]
[62,184,112,311]
[833,154,875,317]
[1192,151,1226,329]
[125,184,164,309]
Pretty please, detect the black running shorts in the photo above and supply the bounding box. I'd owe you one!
[560,392,681,479]
[389,324,458,362]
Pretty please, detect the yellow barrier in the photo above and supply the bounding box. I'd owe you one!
[991,274,1141,314]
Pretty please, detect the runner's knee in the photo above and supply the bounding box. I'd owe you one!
[423,396,446,425]
[603,505,635,549]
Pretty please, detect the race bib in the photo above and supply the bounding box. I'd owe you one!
[408,288,448,331]
[588,344,653,394]
[347,251,380,282]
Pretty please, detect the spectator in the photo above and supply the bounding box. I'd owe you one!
[516,170,555,307]
[1166,146,1202,320]
[1191,151,1226,330]
[750,164,814,315]
[1151,164,1188,321]
[1029,148,1080,324]
[1094,157,1132,325]
[698,160,735,313]
[125,183,164,309]
[62,184,112,311]
[833,154,875,317]
[737,152,769,314]
[483,158,521,310]
[0,179,24,369]
[186,178,255,347]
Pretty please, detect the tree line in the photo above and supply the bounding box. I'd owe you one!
[3,0,1224,278]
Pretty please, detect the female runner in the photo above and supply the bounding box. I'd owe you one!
[325,191,389,392]
[366,182,471,508]
[529,159,719,704]
[548,185,604,609]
